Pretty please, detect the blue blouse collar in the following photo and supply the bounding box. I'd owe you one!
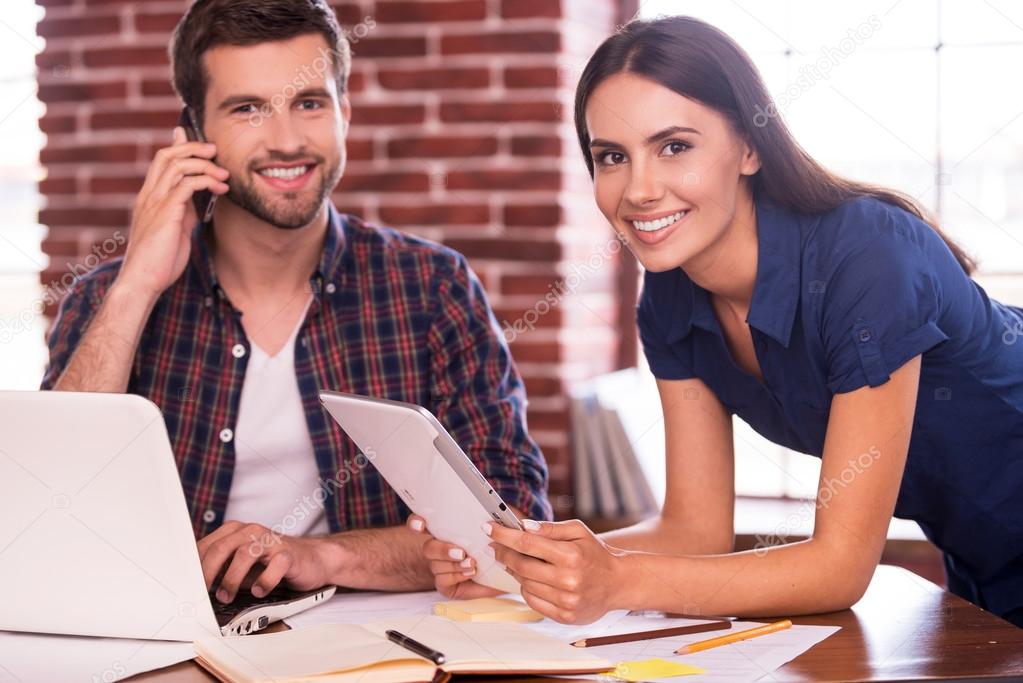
[664,195,804,348]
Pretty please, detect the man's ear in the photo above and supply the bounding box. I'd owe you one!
[340,94,352,128]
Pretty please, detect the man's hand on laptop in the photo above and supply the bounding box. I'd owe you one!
[198,520,331,603]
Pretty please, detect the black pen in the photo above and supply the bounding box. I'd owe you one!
[386,629,446,666]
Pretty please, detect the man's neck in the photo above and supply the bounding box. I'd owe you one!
[210,200,329,302]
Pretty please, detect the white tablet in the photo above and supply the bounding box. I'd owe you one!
[318,391,524,593]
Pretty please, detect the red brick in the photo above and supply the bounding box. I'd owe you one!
[500,273,564,296]
[88,175,145,194]
[441,31,559,55]
[501,0,562,18]
[40,144,138,164]
[510,341,562,363]
[351,36,427,58]
[351,104,425,126]
[38,176,77,195]
[379,204,490,226]
[445,170,560,192]
[347,70,366,93]
[141,79,177,97]
[504,203,561,226]
[39,207,131,228]
[446,238,560,262]
[330,3,366,25]
[511,135,561,157]
[336,172,431,193]
[84,47,169,68]
[345,137,373,161]
[523,406,569,430]
[39,114,77,135]
[38,80,127,104]
[134,12,183,33]
[376,1,487,23]
[37,15,121,39]
[377,67,489,91]
[440,101,560,123]
[36,51,72,70]
[504,66,560,89]
[521,374,565,397]
[387,135,497,159]
[90,109,179,130]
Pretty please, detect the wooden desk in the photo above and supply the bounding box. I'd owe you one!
[133,566,1023,682]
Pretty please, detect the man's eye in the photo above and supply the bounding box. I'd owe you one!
[298,99,322,110]
[232,104,257,114]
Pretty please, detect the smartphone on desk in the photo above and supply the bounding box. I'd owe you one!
[178,106,219,225]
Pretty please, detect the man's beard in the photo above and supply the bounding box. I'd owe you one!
[226,155,343,230]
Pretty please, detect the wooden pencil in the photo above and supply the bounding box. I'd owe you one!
[675,619,792,655]
[571,619,731,648]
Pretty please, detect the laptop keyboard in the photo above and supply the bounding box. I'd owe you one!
[209,586,314,626]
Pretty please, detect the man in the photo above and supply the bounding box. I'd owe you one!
[41,0,550,604]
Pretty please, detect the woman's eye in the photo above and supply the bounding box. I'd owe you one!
[597,150,626,166]
[661,140,690,156]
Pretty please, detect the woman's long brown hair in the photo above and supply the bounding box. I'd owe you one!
[574,15,975,274]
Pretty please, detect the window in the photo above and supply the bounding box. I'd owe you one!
[0,0,46,390]
[640,0,1023,498]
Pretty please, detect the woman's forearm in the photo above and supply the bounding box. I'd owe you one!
[614,535,873,617]
[601,514,734,556]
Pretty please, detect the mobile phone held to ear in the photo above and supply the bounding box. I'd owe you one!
[178,107,218,225]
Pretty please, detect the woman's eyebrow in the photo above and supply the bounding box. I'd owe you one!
[589,125,702,149]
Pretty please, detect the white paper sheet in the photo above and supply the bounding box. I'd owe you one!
[0,630,194,683]
[283,589,445,629]
[285,591,840,682]
[554,619,840,682]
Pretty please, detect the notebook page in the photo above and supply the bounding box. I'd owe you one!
[194,623,432,682]
[364,616,612,672]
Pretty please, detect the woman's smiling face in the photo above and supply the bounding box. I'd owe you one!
[585,72,761,273]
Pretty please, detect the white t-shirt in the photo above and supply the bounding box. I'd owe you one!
[223,301,329,537]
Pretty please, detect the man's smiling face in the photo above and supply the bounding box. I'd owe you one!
[200,33,350,230]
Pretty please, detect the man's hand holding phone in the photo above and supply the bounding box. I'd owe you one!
[117,126,230,299]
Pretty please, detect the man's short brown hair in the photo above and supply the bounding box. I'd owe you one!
[170,0,351,125]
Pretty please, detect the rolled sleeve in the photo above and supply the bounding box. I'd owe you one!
[822,224,951,394]
[426,252,552,522]
[40,270,111,390]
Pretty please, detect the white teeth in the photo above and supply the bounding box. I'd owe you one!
[631,210,687,232]
[259,165,309,180]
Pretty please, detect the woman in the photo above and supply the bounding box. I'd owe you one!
[409,16,1023,627]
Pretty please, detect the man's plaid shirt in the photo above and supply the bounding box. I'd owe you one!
[42,205,551,537]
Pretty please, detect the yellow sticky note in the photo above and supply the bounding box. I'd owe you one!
[608,658,705,681]
[432,597,543,622]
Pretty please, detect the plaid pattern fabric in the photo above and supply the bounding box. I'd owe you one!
[42,205,551,538]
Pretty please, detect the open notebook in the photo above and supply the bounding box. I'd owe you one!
[194,616,613,683]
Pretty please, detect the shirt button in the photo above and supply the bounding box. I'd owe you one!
[300,337,308,348]
[202,509,216,523]
[325,282,337,294]
[219,428,234,443]
[231,343,246,359]
[858,329,872,343]
[203,296,213,308]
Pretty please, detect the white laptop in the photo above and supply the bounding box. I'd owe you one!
[0,391,334,642]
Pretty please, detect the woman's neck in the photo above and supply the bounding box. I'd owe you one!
[683,188,759,311]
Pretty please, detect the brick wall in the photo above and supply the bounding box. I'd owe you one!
[35,0,637,513]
